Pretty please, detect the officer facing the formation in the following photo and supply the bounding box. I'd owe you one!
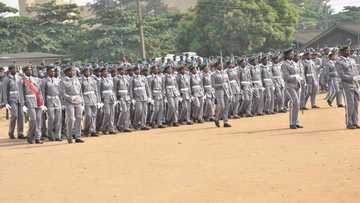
[2,65,25,139]
[60,65,85,143]
[281,49,303,129]
[43,65,62,141]
[212,62,232,128]
[336,46,360,129]
[326,52,344,107]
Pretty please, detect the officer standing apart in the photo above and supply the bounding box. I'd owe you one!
[336,46,360,129]
[281,49,303,129]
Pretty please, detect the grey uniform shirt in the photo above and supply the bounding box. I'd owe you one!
[99,76,116,104]
[81,76,99,106]
[44,77,62,108]
[190,72,204,98]
[2,74,23,105]
[281,60,301,89]
[60,76,83,105]
[227,67,241,94]
[336,56,360,90]
[130,75,150,102]
[116,75,131,102]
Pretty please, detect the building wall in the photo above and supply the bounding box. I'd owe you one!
[18,0,64,16]
[306,29,360,49]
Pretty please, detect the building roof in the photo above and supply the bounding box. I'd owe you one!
[0,52,64,60]
[304,21,360,48]
[294,30,322,45]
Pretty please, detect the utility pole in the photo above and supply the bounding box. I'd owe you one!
[136,0,146,60]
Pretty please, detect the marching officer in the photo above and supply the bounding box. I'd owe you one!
[271,55,286,113]
[226,61,241,118]
[303,52,320,109]
[202,64,215,121]
[115,66,132,132]
[177,65,193,125]
[260,56,275,114]
[238,57,253,117]
[163,66,180,127]
[326,52,344,107]
[149,66,166,128]
[212,62,232,128]
[281,49,303,129]
[60,65,85,143]
[99,67,116,134]
[250,57,264,116]
[43,65,62,141]
[190,65,205,123]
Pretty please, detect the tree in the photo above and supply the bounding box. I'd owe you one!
[177,0,299,56]
[331,6,360,22]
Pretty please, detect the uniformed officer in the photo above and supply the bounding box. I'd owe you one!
[271,55,286,113]
[2,65,25,139]
[226,61,241,118]
[43,65,62,141]
[149,66,166,128]
[81,66,100,137]
[190,65,205,123]
[115,66,132,132]
[250,57,264,116]
[238,57,253,117]
[281,49,303,129]
[177,65,193,125]
[212,62,232,128]
[163,66,180,127]
[99,67,116,134]
[260,56,275,114]
[336,46,360,129]
[130,66,151,130]
[201,64,215,121]
[326,52,344,107]
[21,65,47,144]
[60,65,85,143]
[303,52,320,109]
[0,67,5,107]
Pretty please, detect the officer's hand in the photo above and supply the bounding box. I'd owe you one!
[5,104,11,110]
[23,106,28,113]
[40,105,48,112]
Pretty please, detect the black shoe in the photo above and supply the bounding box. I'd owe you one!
[9,135,16,139]
[109,131,116,135]
[233,116,240,119]
[123,128,132,132]
[296,125,304,128]
[158,125,166,128]
[337,104,345,108]
[27,136,34,144]
[327,100,332,107]
[48,137,55,142]
[17,134,26,139]
[214,120,220,128]
[224,123,232,128]
[55,138,62,142]
[347,126,357,130]
[290,125,297,129]
[354,125,360,129]
[187,122,193,125]
[198,120,204,123]
[301,107,308,110]
[141,127,150,131]
[90,133,99,137]
[173,123,179,127]
[75,139,85,143]
[312,106,320,109]
[67,137,73,144]
[35,139,43,144]
[102,131,108,135]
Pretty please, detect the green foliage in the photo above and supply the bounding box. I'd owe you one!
[331,6,360,22]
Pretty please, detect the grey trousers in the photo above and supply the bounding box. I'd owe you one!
[305,80,319,107]
[47,107,62,139]
[101,103,115,132]
[326,79,343,106]
[166,97,178,124]
[151,99,164,126]
[274,86,285,112]
[215,90,230,123]
[300,81,307,108]
[65,104,82,139]
[239,88,252,115]
[192,97,204,121]
[27,108,43,140]
[229,94,240,117]
[83,105,97,134]
[179,98,191,122]
[286,87,300,126]
[203,97,214,120]
[117,101,131,130]
[252,88,264,115]
[134,101,147,128]
[8,102,24,137]
[263,86,275,113]
[342,88,359,127]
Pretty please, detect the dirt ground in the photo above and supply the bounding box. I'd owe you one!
[1,95,360,203]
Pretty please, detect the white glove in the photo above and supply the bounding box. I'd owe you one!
[178,97,183,102]
[23,106,28,113]
[5,104,11,110]
[132,99,136,105]
[354,76,360,81]
[98,103,104,109]
[61,105,65,110]
[40,105,48,112]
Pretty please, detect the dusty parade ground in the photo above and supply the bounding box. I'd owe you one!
[1,96,360,203]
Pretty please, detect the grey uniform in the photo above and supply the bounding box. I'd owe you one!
[336,56,360,128]
[261,64,275,114]
[130,74,151,129]
[190,71,205,121]
[43,76,62,140]
[272,63,285,112]
[326,60,343,106]
[303,59,319,107]
[227,67,241,117]
[164,73,180,124]
[212,70,232,124]
[95,76,103,131]
[251,65,264,115]
[239,65,253,116]
[81,75,100,135]
[202,71,215,121]
[149,74,165,126]
[2,74,24,138]
[115,74,131,130]
[298,61,307,109]
[281,60,301,126]
[21,76,44,140]
[177,73,192,123]
[60,76,83,139]
[99,76,116,132]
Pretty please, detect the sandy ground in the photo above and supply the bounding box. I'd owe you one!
[1,95,360,203]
